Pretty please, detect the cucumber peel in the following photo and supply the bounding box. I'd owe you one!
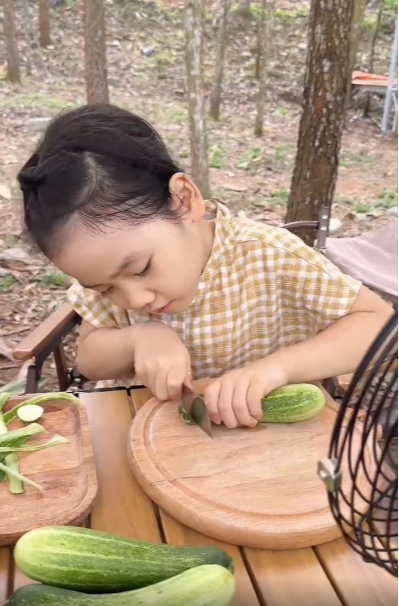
[9,564,236,606]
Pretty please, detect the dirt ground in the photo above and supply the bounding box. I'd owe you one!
[0,0,397,392]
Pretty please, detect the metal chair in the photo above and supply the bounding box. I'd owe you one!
[12,304,85,394]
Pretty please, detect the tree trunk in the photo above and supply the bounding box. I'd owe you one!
[39,0,51,47]
[185,0,211,198]
[364,0,384,117]
[21,0,33,75]
[84,0,109,104]
[237,0,251,16]
[286,0,354,243]
[346,0,368,107]
[254,0,273,136]
[2,0,21,83]
[209,0,231,121]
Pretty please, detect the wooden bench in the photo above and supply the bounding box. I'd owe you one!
[2,387,396,606]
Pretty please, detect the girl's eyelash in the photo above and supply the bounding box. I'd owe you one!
[101,259,152,293]
[137,259,152,277]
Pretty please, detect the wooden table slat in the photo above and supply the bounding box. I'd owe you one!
[79,391,161,543]
[12,563,34,592]
[243,547,343,606]
[160,511,260,606]
[131,387,261,606]
[0,548,10,604]
[315,538,398,606]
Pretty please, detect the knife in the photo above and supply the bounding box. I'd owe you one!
[182,384,213,439]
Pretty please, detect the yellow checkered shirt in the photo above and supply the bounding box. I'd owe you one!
[67,200,361,389]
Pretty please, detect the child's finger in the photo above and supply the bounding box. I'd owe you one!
[231,382,258,427]
[166,364,186,401]
[217,381,239,429]
[203,380,222,425]
[246,379,265,420]
[153,367,171,401]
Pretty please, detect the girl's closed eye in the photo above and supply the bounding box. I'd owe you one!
[136,259,152,277]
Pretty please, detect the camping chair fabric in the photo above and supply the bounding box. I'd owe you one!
[324,219,398,305]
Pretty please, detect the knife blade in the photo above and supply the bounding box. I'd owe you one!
[182,384,213,439]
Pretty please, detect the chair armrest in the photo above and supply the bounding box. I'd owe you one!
[13,304,81,361]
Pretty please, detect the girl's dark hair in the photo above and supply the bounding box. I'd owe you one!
[17,104,183,257]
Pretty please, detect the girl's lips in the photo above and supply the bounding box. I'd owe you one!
[152,302,173,314]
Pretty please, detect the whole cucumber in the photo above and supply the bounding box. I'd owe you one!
[9,564,236,606]
[14,526,233,593]
[179,383,325,425]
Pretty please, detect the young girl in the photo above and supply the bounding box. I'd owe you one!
[18,104,392,429]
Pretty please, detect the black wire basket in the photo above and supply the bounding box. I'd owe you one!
[318,312,398,577]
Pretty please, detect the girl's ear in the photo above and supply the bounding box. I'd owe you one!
[169,173,205,222]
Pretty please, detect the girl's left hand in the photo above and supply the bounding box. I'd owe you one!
[203,358,288,429]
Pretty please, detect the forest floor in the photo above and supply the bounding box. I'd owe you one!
[0,0,397,391]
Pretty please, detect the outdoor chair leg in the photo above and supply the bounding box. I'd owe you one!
[25,363,41,394]
[322,377,337,398]
[54,343,70,392]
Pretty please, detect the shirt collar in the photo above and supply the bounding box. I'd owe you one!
[191,199,234,305]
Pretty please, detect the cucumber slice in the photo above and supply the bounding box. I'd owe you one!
[17,405,44,423]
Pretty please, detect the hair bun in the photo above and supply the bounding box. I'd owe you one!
[17,166,44,194]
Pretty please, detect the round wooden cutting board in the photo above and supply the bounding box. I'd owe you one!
[129,390,374,550]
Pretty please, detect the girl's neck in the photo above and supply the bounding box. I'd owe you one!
[200,215,216,271]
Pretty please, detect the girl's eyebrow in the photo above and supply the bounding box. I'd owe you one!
[112,252,141,277]
[80,253,142,289]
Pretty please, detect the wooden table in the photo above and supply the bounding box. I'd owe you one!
[0,388,397,606]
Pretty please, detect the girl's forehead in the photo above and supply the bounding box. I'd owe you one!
[55,219,181,276]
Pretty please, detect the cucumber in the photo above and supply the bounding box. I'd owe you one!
[179,383,325,425]
[14,526,234,593]
[17,404,44,423]
[9,564,236,606]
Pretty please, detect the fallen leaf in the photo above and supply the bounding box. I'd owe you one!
[0,337,15,362]
[0,185,11,201]
[221,183,248,192]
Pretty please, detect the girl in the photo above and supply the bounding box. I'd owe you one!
[17,104,392,429]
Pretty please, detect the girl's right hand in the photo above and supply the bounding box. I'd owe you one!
[131,321,192,401]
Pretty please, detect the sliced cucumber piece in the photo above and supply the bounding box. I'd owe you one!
[17,405,44,423]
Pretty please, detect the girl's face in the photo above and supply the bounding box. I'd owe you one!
[54,178,214,316]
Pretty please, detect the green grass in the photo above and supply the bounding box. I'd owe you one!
[274,8,308,22]
[354,202,373,214]
[0,92,76,111]
[237,147,263,171]
[1,234,18,248]
[39,271,69,289]
[276,107,289,117]
[269,188,290,206]
[340,151,376,168]
[209,145,227,169]
[151,105,187,126]
[376,187,397,209]
[0,275,16,294]
[384,0,398,15]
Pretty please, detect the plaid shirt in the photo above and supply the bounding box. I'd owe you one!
[68,200,361,388]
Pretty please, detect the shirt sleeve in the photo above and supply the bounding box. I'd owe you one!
[276,231,363,333]
[67,280,130,330]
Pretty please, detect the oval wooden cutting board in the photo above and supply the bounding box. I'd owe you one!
[129,388,375,550]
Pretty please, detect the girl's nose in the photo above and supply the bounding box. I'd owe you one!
[125,289,155,311]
